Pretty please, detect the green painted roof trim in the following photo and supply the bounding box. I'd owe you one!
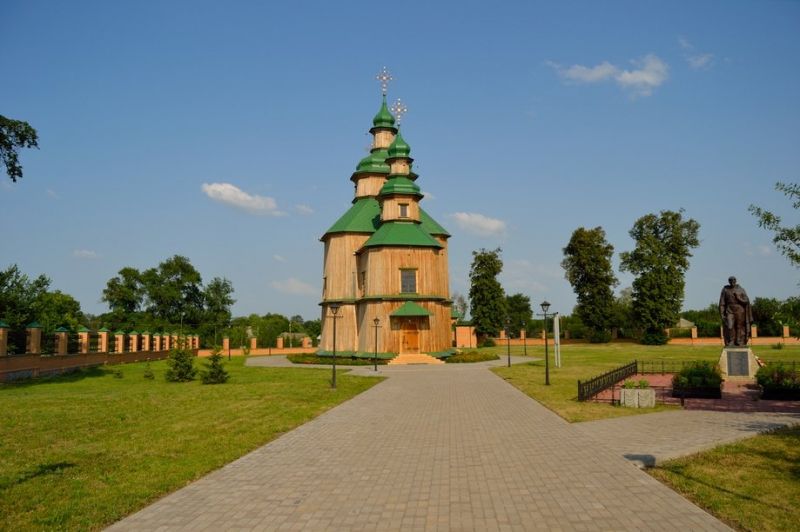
[391,301,432,317]
[323,197,381,237]
[419,208,450,237]
[362,221,443,249]
[379,176,422,197]
[372,96,396,128]
[27,321,42,328]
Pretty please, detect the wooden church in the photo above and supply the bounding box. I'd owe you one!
[318,77,453,363]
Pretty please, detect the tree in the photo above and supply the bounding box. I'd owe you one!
[451,292,468,322]
[165,345,197,382]
[142,255,205,325]
[201,348,229,384]
[620,210,700,344]
[202,277,235,343]
[1,115,39,182]
[561,227,618,342]
[0,265,50,331]
[102,267,144,314]
[749,182,800,269]
[303,318,321,346]
[751,297,784,337]
[469,248,507,338]
[505,293,532,337]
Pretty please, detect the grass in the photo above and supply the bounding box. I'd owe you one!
[489,343,800,422]
[0,358,381,531]
[445,351,500,363]
[649,426,800,531]
[287,354,389,365]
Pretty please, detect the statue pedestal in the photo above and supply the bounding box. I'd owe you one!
[719,347,758,381]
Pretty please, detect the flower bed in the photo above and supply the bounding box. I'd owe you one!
[672,361,722,399]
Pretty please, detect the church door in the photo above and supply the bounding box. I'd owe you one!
[401,319,420,353]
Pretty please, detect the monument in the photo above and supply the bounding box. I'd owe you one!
[718,276,758,379]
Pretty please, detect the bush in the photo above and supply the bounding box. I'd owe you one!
[641,330,669,345]
[672,361,722,398]
[112,368,123,379]
[638,379,650,389]
[201,349,229,384]
[756,364,800,400]
[479,338,496,348]
[165,347,197,382]
[445,351,500,363]
[143,362,155,380]
[623,380,636,389]
[772,342,784,350]
[588,329,612,343]
[668,328,692,339]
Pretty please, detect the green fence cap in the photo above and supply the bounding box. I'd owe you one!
[55,326,70,333]
[0,320,9,328]
[27,321,42,328]
[78,326,90,332]
[98,327,110,332]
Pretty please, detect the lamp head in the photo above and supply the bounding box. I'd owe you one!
[330,303,341,315]
[373,317,380,326]
[540,301,551,313]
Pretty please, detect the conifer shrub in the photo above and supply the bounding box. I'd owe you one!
[165,346,197,382]
[201,349,229,384]
[143,361,155,380]
[641,330,669,345]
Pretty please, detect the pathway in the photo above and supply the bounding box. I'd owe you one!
[107,356,797,531]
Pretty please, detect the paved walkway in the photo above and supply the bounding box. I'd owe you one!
[108,357,798,531]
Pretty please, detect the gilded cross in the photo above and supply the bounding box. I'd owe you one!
[375,66,393,95]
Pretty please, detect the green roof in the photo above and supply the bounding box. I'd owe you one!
[362,221,443,249]
[0,320,8,328]
[78,326,90,332]
[98,327,110,332]
[323,197,381,236]
[354,148,390,175]
[114,330,125,335]
[379,176,422,197]
[372,96,396,129]
[387,130,411,158]
[391,301,432,317]
[27,321,42,329]
[55,326,70,333]
[419,208,450,237]
[129,330,139,335]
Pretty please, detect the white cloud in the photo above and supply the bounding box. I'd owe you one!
[502,259,560,293]
[757,244,772,256]
[687,53,714,70]
[448,212,506,237]
[73,249,99,259]
[46,188,58,199]
[273,254,286,262]
[547,54,669,97]
[422,190,436,201]
[678,36,692,50]
[615,55,669,96]
[294,204,314,215]
[201,182,285,216]
[271,277,316,296]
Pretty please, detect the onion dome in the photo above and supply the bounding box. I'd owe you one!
[372,96,396,129]
[379,176,422,197]
[387,130,411,159]
[355,148,390,174]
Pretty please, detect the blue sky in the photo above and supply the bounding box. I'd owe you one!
[2,0,798,321]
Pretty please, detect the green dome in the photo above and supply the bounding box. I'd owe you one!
[355,148,390,174]
[387,130,411,158]
[372,96,396,129]
[379,176,422,197]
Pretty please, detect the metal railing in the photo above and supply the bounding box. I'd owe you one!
[578,361,638,402]
[636,360,693,375]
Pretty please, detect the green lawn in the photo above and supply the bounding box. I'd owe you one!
[649,426,800,531]
[489,343,800,422]
[0,358,381,531]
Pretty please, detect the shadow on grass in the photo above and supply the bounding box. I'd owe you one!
[1,366,110,389]
[0,462,77,490]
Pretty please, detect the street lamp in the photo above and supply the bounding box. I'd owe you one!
[539,301,552,385]
[329,303,341,389]
[372,317,381,372]
[504,317,511,367]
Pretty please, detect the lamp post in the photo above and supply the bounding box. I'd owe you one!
[330,303,341,389]
[522,320,527,357]
[538,301,552,385]
[372,317,381,372]
[505,317,511,367]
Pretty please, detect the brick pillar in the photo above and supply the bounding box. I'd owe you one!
[783,325,790,338]
[565,330,571,340]
[78,327,89,353]
[55,328,69,355]
[27,322,42,354]
[302,337,311,348]
[141,333,151,352]
[751,325,758,338]
[163,334,171,351]
[0,321,8,356]
[171,334,178,349]
[250,337,257,351]
[499,329,506,340]
[540,330,545,340]
[98,329,109,352]
[276,336,284,349]
[194,335,200,349]
[115,332,125,353]
[222,336,230,352]
[691,327,698,339]
[519,329,526,340]
[129,332,139,352]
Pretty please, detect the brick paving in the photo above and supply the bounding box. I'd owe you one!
[108,358,731,531]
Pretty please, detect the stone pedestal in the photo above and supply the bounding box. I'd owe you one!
[620,388,656,408]
[719,347,759,380]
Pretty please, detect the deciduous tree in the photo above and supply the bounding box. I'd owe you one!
[561,227,618,342]
[620,210,700,344]
[749,182,800,269]
[505,293,532,337]
[0,115,39,182]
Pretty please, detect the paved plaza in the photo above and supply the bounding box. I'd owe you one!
[108,357,799,531]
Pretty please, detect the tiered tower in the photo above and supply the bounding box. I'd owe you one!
[319,72,452,359]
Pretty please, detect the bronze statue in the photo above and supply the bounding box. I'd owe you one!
[719,276,752,347]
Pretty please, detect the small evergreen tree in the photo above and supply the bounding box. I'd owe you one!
[469,248,507,338]
[143,361,155,380]
[201,348,229,384]
[165,345,197,382]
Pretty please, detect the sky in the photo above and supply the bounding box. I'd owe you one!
[1,0,799,322]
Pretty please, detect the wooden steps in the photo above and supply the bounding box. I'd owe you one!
[388,353,445,365]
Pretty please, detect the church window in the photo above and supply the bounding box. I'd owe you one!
[400,269,417,293]
[399,203,409,218]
